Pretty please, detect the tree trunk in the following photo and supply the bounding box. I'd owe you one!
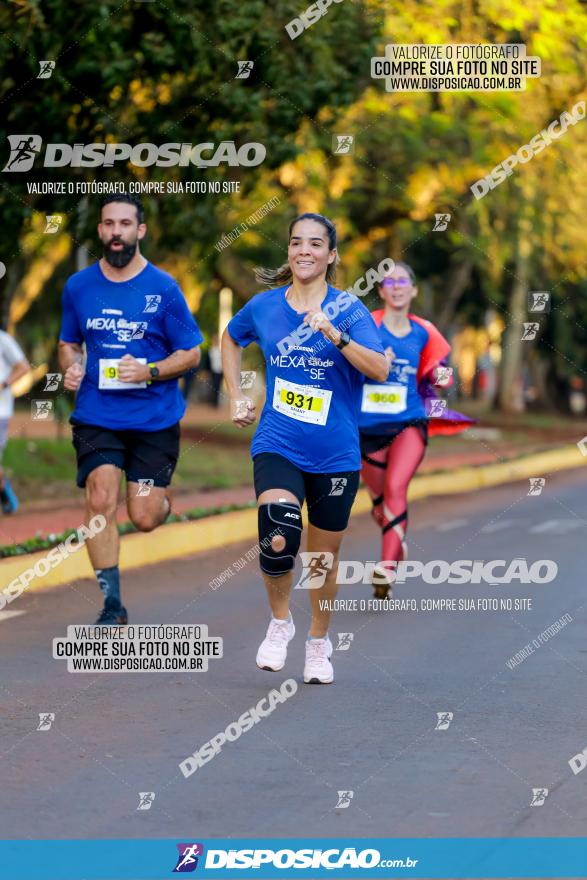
[498,180,534,413]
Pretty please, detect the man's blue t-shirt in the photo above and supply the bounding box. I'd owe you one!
[359,318,429,433]
[60,261,203,431]
[227,284,385,472]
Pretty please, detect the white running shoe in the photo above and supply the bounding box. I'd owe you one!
[372,563,394,600]
[256,616,295,671]
[303,636,334,684]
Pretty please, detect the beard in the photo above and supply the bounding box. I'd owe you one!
[102,237,138,268]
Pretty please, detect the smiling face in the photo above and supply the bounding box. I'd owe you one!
[379,264,417,311]
[98,201,146,268]
[287,218,336,283]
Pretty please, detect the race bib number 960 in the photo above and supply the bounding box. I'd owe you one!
[272,377,332,426]
[361,383,407,414]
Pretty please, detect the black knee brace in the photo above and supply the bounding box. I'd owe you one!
[258,502,302,576]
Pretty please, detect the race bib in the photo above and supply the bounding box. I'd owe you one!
[272,377,332,426]
[361,383,407,414]
[98,358,147,390]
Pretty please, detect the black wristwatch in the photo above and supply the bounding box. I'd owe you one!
[335,331,351,350]
[148,363,160,380]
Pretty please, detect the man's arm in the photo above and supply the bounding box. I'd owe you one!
[58,341,84,391]
[117,346,201,383]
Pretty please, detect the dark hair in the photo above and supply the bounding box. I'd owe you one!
[100,194,145,225]
[254,212,338,288]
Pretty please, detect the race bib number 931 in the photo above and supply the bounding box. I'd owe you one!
[272,377,332,426]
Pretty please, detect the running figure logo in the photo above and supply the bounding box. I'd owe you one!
[173,843,204,872]
[521,322,539,341]
[435,711,453,730]
[434,366,453,386]
[577,437,587,457]
[332,135,354,155]
[530,788,549,806]
[240,371,256,390]
[37,713,55,731]
[37,61,56,79]
[335,791,354,809]
[336,632,354,651]
[527,477,545,496]
[43,372,62,391]
[144,294,161,313]
[329,477,347,496]
[236,61,254,78]
[426,398,447,418]
[31,400,53,420]
[295,551,334,589]
[528,291,550,313]
[3,135,42,172]
[433,213,451,231]
[44,215,63,234]
[136,479,154,497]
[137,792,155,810]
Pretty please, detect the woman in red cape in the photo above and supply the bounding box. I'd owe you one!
[359,261,474,598]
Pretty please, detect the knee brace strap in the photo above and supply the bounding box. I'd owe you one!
[258,502,302,577]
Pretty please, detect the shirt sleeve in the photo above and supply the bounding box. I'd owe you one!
[162,283,204,351]
[342,300,386,354]
[0,332,26,366]
[226,299,259,347]
[59,280,83,344]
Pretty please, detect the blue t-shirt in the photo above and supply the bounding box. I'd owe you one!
[60,261,203,431]
[359,318,429,433]
[227,284,385,472]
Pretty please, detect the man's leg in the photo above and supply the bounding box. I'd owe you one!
[84,464,124,620]
[0,418,18,514]
[126,483,171,532]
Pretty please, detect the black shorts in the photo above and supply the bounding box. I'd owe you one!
[253,452,360,532]
[360,420,428,458]
[71,422,180,489]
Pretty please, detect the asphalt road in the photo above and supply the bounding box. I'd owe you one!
[1,468,586,842]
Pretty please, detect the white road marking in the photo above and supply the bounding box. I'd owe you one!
[480,519,516,533]
[529,519,585,534]
[0,610,26,623]
[436,519,469,531]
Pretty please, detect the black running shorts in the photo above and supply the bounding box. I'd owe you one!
[71,422,180,488]
[253,452,360,532]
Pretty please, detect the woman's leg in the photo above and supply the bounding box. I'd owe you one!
[257,487,301,620]
[360,445,388,528]
[380,427,426,566]
[306,523,346,639]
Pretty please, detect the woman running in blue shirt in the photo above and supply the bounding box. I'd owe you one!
[222,213,388,683]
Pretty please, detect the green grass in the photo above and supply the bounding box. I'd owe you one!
[4,436,252,501]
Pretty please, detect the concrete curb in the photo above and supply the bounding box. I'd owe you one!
[1,443,583,596]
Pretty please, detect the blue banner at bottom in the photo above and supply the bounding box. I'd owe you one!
[1,838,586,879]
